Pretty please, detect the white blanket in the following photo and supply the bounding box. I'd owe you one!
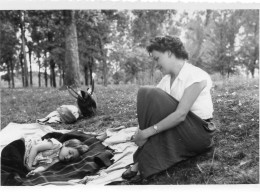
[0,123,138,185]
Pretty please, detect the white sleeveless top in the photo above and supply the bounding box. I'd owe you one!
[157,62,213,120]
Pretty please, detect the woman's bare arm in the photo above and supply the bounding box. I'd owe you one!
[145,80,207,136]
[133,80,207,146]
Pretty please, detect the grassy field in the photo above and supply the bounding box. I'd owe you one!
[1,77,259,184]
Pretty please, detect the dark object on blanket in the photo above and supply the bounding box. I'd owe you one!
[94,150,114,167]
[41,131,95,144]
[68,80,97,117]
[1,139,29,186]
[1,131,114,186]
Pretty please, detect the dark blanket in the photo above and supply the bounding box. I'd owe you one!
[1,131,113,186]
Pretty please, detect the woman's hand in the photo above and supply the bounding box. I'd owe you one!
[132,128,148,147]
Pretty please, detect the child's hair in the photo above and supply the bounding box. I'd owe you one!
[63,139,89,155]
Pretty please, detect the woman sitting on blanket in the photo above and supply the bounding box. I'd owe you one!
[122,35,216,180]
[25,137,89,177]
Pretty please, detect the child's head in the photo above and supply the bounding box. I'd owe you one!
[59,139,89,162]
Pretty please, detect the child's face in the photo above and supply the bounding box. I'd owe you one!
[59,146,79,162]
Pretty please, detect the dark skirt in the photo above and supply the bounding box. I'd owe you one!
[133,87,215,178]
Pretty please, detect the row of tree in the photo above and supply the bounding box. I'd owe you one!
[0,9,259,88]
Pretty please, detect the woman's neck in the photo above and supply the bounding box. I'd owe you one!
[169,59,185,78]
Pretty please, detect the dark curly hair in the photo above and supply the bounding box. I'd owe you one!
[146,35,189,60]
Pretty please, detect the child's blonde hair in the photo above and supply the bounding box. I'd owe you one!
[63,139,89,155]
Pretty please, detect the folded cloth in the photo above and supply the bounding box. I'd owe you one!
[83,126,138,185]
[102,126,137,146]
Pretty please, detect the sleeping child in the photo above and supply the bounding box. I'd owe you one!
[24,137,89,177]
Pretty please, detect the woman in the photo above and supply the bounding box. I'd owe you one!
[122,35,216,180]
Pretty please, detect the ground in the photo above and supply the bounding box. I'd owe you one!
[1,77,259,184]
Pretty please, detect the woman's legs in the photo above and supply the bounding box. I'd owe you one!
[133,87,214,178]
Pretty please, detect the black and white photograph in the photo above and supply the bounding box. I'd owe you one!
[0,0,259,189]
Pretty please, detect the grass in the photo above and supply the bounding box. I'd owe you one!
[1,77,259,184]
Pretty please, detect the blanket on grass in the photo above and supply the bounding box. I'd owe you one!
[1,123,113,186]
[30,126,139,186]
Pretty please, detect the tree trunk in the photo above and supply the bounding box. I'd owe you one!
[7,61,11,88]
[61,63,65,86]
[53,60,56,87]
[29,51,33,86]
[98,35,107,87]
[50,59,56,87]
[49,60,53,87]
[0,19,1,63]
[10,59,15,88]
[44,52,48,87]
[102,54,107,86]
[44,64,48,87]
[20,11,29,87]
[63,10,80,88]
[252,13,259,79]
[58,64,62,87]
[90,56,94,86]
[84,64,89,85]
[38,57,41,87]
[19,53,25,87]
[250,68,255,78]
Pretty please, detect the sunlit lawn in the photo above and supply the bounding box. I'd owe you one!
[1,77,259,184]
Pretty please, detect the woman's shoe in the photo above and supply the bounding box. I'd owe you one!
[122,167,138,180]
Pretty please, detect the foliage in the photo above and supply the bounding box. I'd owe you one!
[0,9,259,88]
[131,10,176,47]
[112,70,125,84]
[236,10,259,77]
[181,9,259,78]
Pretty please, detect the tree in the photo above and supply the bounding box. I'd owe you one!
[27,40,33,86]
[183,11,207,69]
[131,10,176,47]
[0,11,20,88]
[237,10,259,78]
[19,11,29,87]
[187,10,242,77]
[28,10,65,88]
[76,10,101,86]
[130,10,177,84]
[51,46,65,86]
[63,10,80,87]
[112,70,125,84]
[26,10,47,87]
[123,47,151,84]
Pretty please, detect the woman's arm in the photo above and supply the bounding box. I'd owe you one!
[27,140,53,169]
[133,80,207,146]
